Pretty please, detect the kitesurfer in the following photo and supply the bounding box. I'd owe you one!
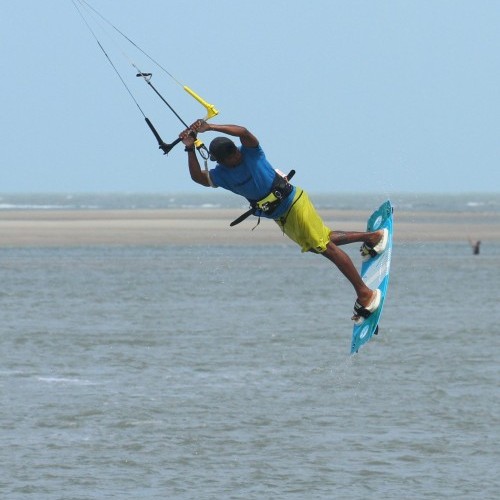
[469,238,481,255]
[180,120,388,322]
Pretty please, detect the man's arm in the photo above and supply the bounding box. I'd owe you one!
[179,129,211,187]
[187,149,211,187]
[192,120,259,148]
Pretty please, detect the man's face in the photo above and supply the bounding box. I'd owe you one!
[220,149,242,167]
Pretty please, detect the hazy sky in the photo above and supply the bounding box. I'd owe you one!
[1,0,499,194]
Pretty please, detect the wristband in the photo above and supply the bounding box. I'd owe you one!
[184,146,195,152]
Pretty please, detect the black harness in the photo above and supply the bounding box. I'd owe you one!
[230,170,295,227]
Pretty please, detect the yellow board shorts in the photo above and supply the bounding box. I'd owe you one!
[275,188,332,253]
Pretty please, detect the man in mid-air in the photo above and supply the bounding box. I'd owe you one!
[180,120,388,323]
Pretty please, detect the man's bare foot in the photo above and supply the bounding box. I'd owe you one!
[356,289,379,309]
[365,230,384,249]
[352,289,381,323]
[360,229,388,261]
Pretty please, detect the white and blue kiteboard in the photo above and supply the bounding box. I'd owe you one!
[351,200,394,354]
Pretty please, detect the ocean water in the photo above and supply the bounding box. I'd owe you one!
[1,195,500,499]
[1,191,500,213]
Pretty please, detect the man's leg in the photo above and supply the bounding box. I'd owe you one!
[276,190,382,308]
[321,241,375,307]
[329,230,384,247]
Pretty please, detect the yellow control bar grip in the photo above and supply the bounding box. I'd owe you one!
[183,86,219,120]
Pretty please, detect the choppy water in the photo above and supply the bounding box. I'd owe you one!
[1,191,500,213]
[2,236,500,499]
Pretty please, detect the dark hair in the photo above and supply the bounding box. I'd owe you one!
[209,137,237,162]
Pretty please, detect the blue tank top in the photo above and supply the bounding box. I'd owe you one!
[208,144,295,219]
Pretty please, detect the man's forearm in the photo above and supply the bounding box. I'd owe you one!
[204,123,258,148]
[187,149,210,186]
[206,123,249,137]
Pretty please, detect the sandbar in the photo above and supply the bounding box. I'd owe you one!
[1,209,499,247]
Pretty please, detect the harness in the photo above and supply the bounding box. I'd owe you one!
[230,170,295,227]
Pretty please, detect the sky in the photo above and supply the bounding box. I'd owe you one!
[1,0,499,194]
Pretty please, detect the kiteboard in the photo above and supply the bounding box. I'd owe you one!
[351,200,393,354]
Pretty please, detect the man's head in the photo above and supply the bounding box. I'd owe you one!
[209,137,240,166]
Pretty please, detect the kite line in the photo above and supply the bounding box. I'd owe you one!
[70,0,218,158]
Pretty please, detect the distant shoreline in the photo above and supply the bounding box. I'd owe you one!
[1,208,499,247]
[1,191,499,212]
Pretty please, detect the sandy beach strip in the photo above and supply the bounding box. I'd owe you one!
[1,209,499,247]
